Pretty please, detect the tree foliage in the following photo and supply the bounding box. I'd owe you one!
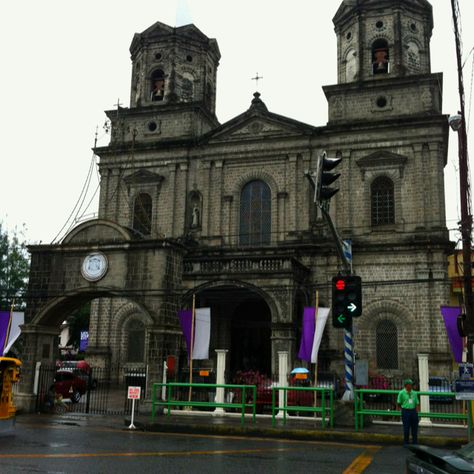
[0,223,30,310]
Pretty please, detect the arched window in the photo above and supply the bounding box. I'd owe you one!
[133,193,152,235]
[371,177,394,226]
[150,69,165,101]
[372,39,389,74]
[376,319,398,369]
[239,180,271,246]
[127,320,145,363]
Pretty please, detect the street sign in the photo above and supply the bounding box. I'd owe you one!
[459,363,473,380]
[454,380,474,400]
[128,386,141,400]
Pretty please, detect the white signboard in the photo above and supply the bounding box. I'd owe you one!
[127,386,141,400]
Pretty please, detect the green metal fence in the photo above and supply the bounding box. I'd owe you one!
[152,382,257,425]
[354,388,470,431]
[271,386,334,428]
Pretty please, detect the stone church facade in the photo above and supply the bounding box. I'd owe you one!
[18,0,453,408]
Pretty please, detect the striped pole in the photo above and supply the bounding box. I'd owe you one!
[343,327,354,400]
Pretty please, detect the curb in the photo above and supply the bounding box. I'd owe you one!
[127,419,467,448]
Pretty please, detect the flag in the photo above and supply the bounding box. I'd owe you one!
[298,306,330,363]
[440,305,463,363]
[178,307,211,360]
[0,311,24,356]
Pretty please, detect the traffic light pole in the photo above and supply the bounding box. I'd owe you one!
[320,206,354,400]
[305,152,355,400]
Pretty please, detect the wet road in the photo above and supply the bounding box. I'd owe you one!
[0,416,409,473]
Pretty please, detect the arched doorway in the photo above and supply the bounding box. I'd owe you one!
[195,285,273,377]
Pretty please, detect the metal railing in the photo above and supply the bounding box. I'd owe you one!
[354,389,470,431]
[271,386,334,428]
[151,382,257,425]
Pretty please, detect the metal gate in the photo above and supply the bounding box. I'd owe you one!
[35,364,147,416]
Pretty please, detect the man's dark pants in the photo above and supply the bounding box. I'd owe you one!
[401,408,419,445]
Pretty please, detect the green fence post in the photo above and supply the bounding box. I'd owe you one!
[272,388,276,427]
[283,388,287,425]
[151,383,156,420]
[241,386,246,426]
[354,389,359,432]
[167,383,171,417]
[252,385,256,424]
[321,389,326,429]
[468,401,473,443]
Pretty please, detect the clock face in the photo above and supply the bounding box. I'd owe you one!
[81,252,108,282]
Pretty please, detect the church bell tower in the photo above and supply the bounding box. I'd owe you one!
[105,22,221,145]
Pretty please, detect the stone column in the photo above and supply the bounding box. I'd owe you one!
[276,351,289,418]
[214,349,228,415]
[418,353,432,426]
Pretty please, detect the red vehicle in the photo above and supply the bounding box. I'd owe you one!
[53,370,87,403]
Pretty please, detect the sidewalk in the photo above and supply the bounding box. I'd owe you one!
[129,410,470,448]
[16,410,469,448]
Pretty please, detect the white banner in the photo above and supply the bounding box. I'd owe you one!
[311,307,330,363]
[193,307,211,360]
[3,312,24,354]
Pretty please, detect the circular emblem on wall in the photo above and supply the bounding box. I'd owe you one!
[81,252,108,282]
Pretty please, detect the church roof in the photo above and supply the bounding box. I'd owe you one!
[201,92,319,143]
[130,21,220,59]
[333,0,433,30]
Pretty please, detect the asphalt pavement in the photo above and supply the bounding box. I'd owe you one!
[0,414,409,473]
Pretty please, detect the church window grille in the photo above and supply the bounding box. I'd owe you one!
[372,39,389,74]
[127,320,145,363]
[371,176,394,226]
[150,69,165,101]
[133,193,152,236]
[376,319,398,369]
[239,180,271,246]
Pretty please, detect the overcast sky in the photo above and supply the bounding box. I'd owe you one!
[1,0,473,245]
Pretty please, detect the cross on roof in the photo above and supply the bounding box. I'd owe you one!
[251,73,263,90]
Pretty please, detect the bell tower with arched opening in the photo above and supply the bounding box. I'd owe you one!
[325,0,440,124]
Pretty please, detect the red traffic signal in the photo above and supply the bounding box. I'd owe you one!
[335,279,346,291]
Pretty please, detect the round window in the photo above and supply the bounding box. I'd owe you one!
[155,52,162,60]
[376,20,384,29]
[186,55,193,62]
[148,121,157,132]
[410,23,417,32]
[376,96,387,108]
[346,31,352,40]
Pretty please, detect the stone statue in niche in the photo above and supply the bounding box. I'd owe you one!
[191,205,200,228]
[188,191,202,230]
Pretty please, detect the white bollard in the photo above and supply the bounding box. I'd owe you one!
[418,353,432,426]
[276,351,289,418]
[214,350,228,415]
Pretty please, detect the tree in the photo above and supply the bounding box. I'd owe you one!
[0,223,30,310]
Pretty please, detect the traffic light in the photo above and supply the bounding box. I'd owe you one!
[332,275,362,328]
[318,152,342,203]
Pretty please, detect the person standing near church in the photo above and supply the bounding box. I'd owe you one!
[397,379,420,446]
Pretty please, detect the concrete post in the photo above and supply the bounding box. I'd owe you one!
[214,349,228,415]
[418,353,432,426]
[276,351,289,418]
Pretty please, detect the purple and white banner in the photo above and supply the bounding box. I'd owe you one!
[440,305,463,363]
[178,307,211,360]
[298,306,330,363]
[0,311,24,356]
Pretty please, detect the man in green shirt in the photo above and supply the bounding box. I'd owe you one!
[397,379,420,446]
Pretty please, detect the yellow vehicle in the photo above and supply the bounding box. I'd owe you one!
[0,357,21,431]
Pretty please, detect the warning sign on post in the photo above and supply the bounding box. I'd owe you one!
[128,386,141,400]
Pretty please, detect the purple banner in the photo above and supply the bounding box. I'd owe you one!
[0,311,12,356]
[298,307,315,363]
[441,305,463,363]
[178,309,193,359]
[79,330,89,352]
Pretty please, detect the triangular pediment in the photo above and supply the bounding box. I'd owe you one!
[204,94,317,143]
[356,151,408,169]
[124,169,164,185]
